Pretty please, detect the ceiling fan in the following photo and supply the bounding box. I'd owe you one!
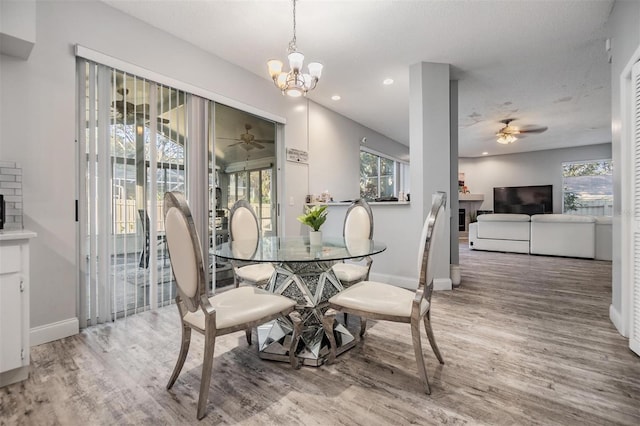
[219,124,274,151]
[111,88,169,125]
[496,118,548,144]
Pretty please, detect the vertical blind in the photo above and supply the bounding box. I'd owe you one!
[77,59,193,327]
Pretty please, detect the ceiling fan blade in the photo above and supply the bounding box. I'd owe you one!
[248,141,265,149]
[218,137,243,141]
[225,141,244,148]
[253,139,274,144]
[519,126,548,134]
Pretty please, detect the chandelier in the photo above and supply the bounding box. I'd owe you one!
[267,0,323,97]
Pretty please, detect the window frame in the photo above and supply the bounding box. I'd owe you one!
[359,147,408,200]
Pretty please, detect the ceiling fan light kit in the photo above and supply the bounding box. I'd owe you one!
[496,133,518,144]
[267,0,323,97]
[495,118,547,145]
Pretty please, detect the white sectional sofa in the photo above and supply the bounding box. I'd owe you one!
[469,213,612,260]
[468,214,531,254]
[529,214,595,258]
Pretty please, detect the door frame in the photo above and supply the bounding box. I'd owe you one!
[620,43,640,349]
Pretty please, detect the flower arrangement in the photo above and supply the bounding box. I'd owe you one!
[297,205,328,232]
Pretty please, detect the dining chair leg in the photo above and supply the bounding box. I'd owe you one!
[167,323,192,390]
[423,313,444,364]
[289,311,303,369]
[359,318,368,337]
[245,328,252,345]
[322,309,338,364]
[197,329,217,420]
[411,318,431,395]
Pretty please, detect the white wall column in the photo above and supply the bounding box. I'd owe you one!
[410,62,452,290]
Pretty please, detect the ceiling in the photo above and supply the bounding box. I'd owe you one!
[102,0,614,158]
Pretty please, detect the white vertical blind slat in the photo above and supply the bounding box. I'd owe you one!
[97,64,113,322]
[88,63,98,326]
[77,60,88,328]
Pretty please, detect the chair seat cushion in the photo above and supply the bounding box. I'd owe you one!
[236,263,275,283]
[332,263,368,282]
[184,287,295,331]
[329,281,428,319]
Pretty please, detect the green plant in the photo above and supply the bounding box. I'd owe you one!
[297,205,328,231]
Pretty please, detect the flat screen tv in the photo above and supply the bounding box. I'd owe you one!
[493,185,552,215]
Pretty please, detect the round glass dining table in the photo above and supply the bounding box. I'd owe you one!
[215,236,386,366]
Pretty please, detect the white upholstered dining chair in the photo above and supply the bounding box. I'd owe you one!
[163,192,301,420]
[332,199,374,287]
[322,192,447,394]
[228,199,275,288]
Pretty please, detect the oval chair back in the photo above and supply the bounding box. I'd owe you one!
[417,191,447,304]
[343,199,373,241]
[229,199,260,242]
[164,191,206,313]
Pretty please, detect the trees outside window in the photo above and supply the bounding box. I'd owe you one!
[562,159,613,216]
[360,150,403,200]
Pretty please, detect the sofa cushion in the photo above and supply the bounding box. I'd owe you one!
[530,216,595,258]
[476,213,530,241]
[478,213,531,222]
[531,214,595,223]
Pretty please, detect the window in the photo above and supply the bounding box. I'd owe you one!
[226,167,274,236]
[562,159,613,216]
[360,149,408,200]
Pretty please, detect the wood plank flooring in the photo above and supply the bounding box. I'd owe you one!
[2,243,639,425]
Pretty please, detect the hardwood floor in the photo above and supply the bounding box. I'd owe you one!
[2,243,639,425]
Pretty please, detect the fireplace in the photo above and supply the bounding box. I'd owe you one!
[458,209,465,231]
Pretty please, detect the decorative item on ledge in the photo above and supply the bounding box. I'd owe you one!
[459,193,484,201]
[297,205,328,244]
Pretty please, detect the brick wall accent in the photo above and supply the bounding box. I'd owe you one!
[0,161,23,230]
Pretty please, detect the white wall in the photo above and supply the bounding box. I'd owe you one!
[0,0,35,59]
[459,143,612,213]
[308,101,409,203]
[607,0,640,336]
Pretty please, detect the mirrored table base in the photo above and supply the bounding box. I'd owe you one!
[256,261,356,367]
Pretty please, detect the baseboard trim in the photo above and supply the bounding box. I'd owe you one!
[366,273,452,291]
[434,278,452,291]
[30,317,79,347]
[609,304,627,338]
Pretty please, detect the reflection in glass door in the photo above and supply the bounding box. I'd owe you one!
[212,104,277,286]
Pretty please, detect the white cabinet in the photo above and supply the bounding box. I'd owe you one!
[0,230,36,387]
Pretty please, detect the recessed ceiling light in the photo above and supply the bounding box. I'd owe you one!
[383,78,394,85]
[331,95,341,101]
[482,152,489,155]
